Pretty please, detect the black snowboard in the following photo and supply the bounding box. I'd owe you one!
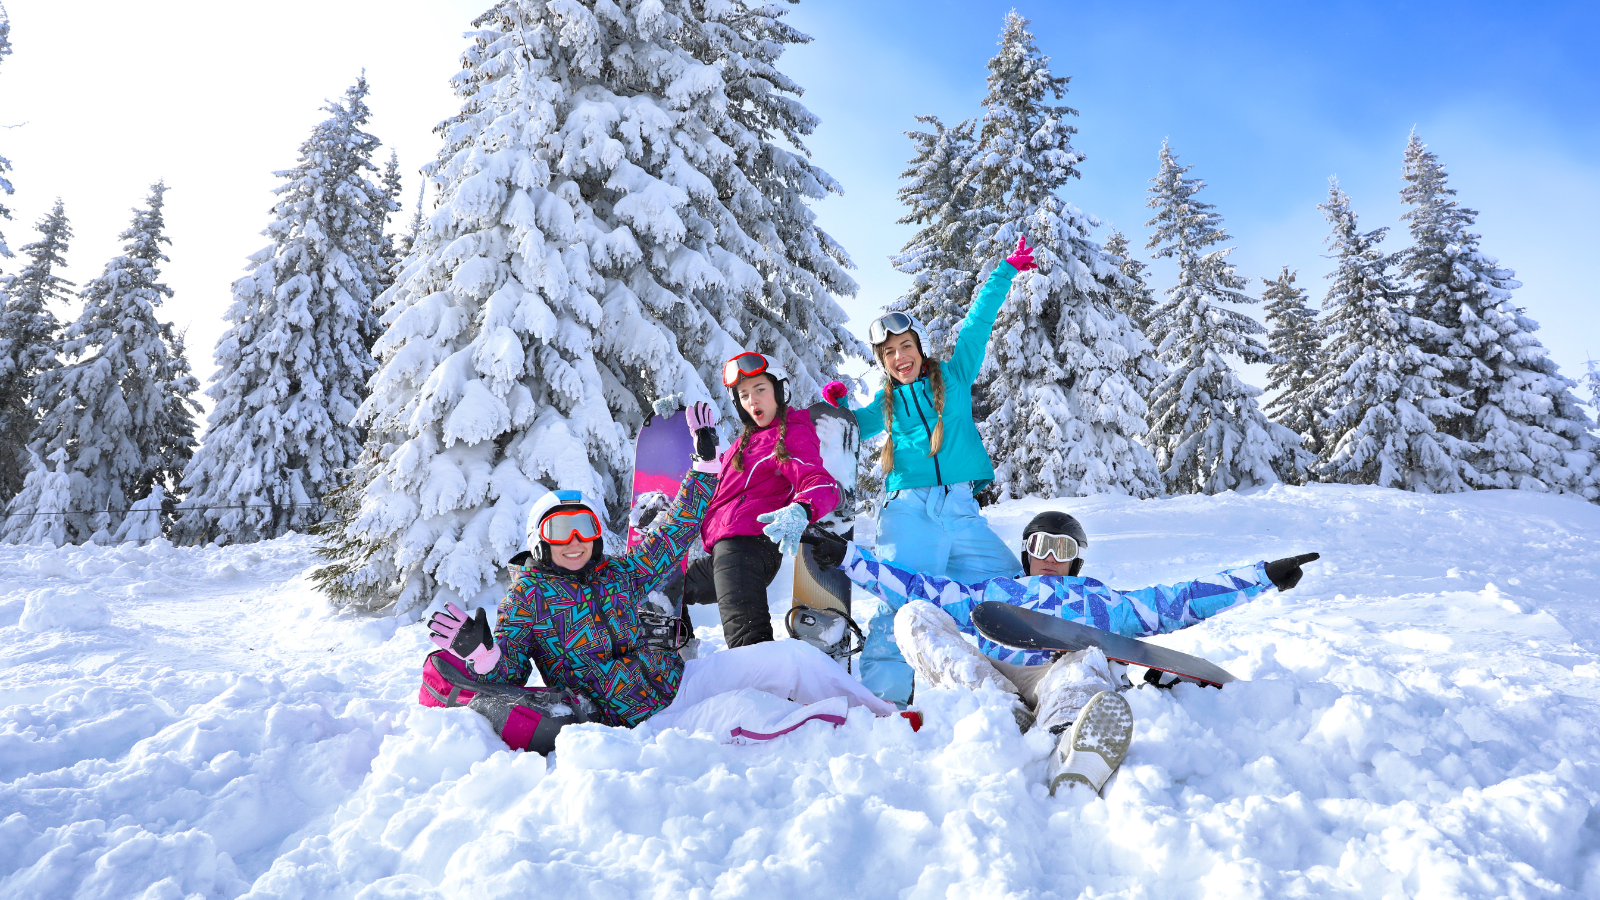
[971,601,1237,688]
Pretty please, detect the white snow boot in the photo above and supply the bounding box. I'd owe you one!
[1047,690,1134,796]
[1033,646,1118,736]
[894,600,1033,730]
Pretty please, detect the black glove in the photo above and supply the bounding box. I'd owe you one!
[800,524,849,569]
[1264,552,1320,591]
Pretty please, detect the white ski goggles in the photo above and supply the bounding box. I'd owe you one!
[1024,531,1083,563]
[867,312,916,346]
[539,509,602,544]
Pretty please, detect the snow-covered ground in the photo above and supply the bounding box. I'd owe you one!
[4,484,1600,899]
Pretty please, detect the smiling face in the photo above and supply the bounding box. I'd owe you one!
[878,333,924,385]
[736,374,779,427]
[551,537,595,571]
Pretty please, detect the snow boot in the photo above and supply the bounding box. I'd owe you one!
[894,600,1033,731]
[1047,690,1133,796]
[1033,646,1118,736]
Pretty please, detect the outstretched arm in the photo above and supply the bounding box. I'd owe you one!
[838,542,987,626]
[946,237,1035,386]
[618,469,717,594]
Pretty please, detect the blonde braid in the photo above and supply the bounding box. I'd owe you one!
[879,371,897,475]
[926,360,946,456]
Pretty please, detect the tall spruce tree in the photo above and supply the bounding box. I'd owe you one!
[1312,180,1468,492]
[0,199,73,503]
[0,7,13,259]
[963,12,1162,500]
[1102,230,1156,333]
[11,183,200,543]
[322,0,862,614]
[179,79,393,544]
[1583,358,1600,426]
[1143,141,1304,493]
[888,115,979,360]
[1262,266,1326,459]
[1399,132,1596,499]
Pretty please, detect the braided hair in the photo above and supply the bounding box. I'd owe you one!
[728,373,792,472]
[875,343,946,476]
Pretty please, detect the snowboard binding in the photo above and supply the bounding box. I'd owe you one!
[784,605,865,671]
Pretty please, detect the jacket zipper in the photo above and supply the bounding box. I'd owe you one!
[900,381,944,485]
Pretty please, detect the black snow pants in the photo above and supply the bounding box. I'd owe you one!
[684,535,783,648]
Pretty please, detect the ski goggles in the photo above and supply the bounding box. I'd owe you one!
[722,352,773,387]
[866,312,916,346]
[1024,531,1083,563]
[538,509,602,544]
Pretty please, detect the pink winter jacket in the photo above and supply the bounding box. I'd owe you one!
[700,407,841,550]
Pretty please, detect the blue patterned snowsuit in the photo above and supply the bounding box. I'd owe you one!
[840,543,1273,668]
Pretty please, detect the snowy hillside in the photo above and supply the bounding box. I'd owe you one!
[3,484,1600,898]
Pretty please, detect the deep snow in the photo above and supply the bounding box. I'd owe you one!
[3,484,1600,899]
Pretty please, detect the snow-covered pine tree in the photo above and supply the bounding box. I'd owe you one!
[1143,141,1305,493]
[113,483,166,544]
[1,449,70,546]
[1262,266,1326,459]
[1583,358,1600,425]
[375,150,405,299]
[887,115,979,360]
[0,199,73,503]
[24,182,200,543]
[1102,230,1155,332]
[0,6,13,259]
[324,0,863,614]
[1312,180,1469,492]
[962,12,1162,500]
[393,182,426,263]
[1398,132,1597,499]
[178,79,392,544]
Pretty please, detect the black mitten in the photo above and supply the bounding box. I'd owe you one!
[1264,552,1321,591]
[800,524,848,569]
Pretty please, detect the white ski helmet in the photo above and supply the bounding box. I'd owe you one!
[526,488,604,565]
[722,351,791,407]
[867,311,931,369]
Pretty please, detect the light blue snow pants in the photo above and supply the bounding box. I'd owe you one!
[859,483,1021,706]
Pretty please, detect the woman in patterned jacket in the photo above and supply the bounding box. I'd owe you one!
[426,402,892,753]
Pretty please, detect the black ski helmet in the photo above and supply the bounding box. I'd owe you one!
[1021,510,1088,576]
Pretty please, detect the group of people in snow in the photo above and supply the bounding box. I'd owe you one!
[427,235,1318,797]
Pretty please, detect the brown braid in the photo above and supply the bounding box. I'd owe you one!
[875,349,946,476]
[728,374,789,472]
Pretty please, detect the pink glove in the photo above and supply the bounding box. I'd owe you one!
[1005,235,1037,272]
[428,602,503,675]
[823,381,849,407]
[686,401,721,474]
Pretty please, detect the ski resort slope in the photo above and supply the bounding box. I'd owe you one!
[2,484,1599,899]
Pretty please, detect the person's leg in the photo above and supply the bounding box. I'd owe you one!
[1048,690,1133,796]
[669,639,897,716]
[895,600,1034,730]
[938,485,1022,584]
[992,659,1049,709]
[1033,647,1118,735]
[860,488,951,706]
[713,536,782,648]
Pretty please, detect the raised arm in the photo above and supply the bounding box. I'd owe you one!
[616,469,717,595]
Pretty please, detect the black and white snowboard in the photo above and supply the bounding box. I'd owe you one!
[786,402,863,667]
[971,601,1237,688]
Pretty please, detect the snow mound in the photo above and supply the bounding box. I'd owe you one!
[18,587,109,632]
[3,487,1600,898]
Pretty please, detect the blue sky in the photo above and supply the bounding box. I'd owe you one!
[2,0,1595,395]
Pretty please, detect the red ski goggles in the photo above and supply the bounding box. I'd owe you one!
[722,352,771,387]
[1024,531,1083,563]
[538,509,602,544]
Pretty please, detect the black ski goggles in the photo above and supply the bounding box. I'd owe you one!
[867,312,916,346]
[1024,531,1083,563]
[722,352,771,387]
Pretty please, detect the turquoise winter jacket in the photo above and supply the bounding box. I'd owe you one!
[854,261,1017,492]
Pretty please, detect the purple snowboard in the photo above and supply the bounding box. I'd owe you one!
[627,408,695,551]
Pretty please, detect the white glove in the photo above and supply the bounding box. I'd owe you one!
[757,502,811,556]
[651,393,683,419]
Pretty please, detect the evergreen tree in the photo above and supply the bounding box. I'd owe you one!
[323,0,862,613]
[1102,230,1155,332]
[20,182,200,543]
[1583,358,1600,424]
[1399,132,1597,498]
[1143,141,1304,493]
[888,115,979,360]
[375,149,405,297]
[963,12,1162,500]
[1262,266,1326,458]
[2,449,70,546]
[0,199,73,503]
[0,7,13,259]
[179,80,391,544]
[1313,180,1468,492]
[394,182,426,263]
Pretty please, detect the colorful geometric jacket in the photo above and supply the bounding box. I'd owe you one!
[840,543,1273,667]
[478,471,715,726]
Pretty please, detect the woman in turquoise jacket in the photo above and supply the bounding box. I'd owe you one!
[823,236,1038,705]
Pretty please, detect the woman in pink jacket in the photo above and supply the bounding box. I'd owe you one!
[684,352,840,648]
